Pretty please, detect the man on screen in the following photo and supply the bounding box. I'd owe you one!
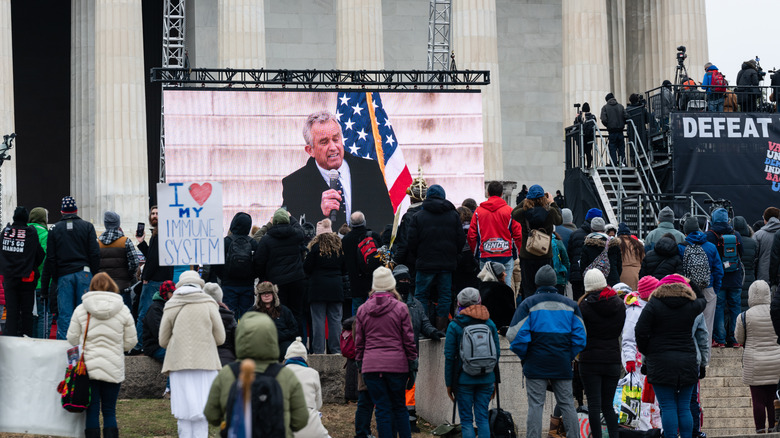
[282,110,393,230]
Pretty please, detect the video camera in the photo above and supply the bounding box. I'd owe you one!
[756,56,767,81]
[676,46,687,66]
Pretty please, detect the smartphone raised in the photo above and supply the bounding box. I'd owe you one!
[135,222,145,238]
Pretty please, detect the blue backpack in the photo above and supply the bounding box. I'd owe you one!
[715,232,740,273]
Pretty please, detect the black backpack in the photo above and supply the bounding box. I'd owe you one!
[489,381,517,438]
[221,362,285,438]
[225,235,254,279]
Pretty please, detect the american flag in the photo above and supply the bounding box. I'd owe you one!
[335,92,413,213]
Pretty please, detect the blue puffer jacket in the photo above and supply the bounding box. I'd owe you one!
[678,231,724,292]
[705,222,745,290]
[506,286,586,379]
[444,305,500,387]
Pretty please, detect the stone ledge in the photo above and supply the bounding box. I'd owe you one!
[120,356,167,399]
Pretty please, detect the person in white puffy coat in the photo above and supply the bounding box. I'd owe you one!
[621,276,658,380]
[735,280,780,433]
[67,272,137,438]
[283,337,330,438]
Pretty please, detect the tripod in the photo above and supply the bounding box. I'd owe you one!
[674,61,689,86]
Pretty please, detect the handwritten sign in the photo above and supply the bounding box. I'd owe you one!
[157,182,224,266]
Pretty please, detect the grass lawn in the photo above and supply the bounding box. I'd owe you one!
[0,399,434,438]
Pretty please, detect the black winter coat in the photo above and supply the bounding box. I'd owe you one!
[567,221,592,283]
[0,222,45,279]
[218,212,260,286]
[579,234,622,285]
[635,281,706,387]
[578,289,626,364]
[600,98,628,132]
[734,217,757,310]
[736,62,760,93]
[45,214,101,279]
[217,305,237,366]
[342,226,382,299]
[407,197,466,272]
[303,242,346,302]
[512,203,563,259]
[639,235,683,279]
[141,234,174,282]
[478,281,516,329]
[249,305,298,362]
[394,203,422,268]
[142,295,166,357]
[407,297,439,349]
[256,223,306,286]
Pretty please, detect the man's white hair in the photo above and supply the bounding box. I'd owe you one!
[302,110,339,146]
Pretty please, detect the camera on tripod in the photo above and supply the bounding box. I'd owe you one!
[676,46,687,65]
[756,56,767,81]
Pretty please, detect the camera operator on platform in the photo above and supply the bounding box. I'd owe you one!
[736,59,760,112]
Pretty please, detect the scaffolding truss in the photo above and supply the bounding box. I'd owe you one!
[427,0,452,71]
[160,0,186,183]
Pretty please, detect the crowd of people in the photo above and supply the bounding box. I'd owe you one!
[5,180,780,437]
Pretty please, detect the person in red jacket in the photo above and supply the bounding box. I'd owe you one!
[467,181,523,287]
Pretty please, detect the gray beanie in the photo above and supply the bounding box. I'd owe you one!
[561,208,574,224]
[104,211,120,229]
[535,265,557,287]
[203,282,223,303]
[683,216,700,234]
[457,287,481,306]
[590,217,606,232]
[658,207,675,224]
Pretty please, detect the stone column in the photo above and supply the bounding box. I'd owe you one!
[337,0,384,69]
[0,0,15,226]
[660,0,708,86]
[453,0,503,180]
[562,0,612,124]
[218,0,266,68]
[93,0,149,227]
[71,0,96,222]
[607,0,626,101]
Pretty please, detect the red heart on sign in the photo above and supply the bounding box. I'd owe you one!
[189,183,212,206]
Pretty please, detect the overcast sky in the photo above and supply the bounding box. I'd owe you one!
[706,0,779,84]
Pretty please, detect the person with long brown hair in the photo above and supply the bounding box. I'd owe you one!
[249,281,299,361]
[304,219,346,354]
[511,184,562,300]
[67,272,137,438]
[616,223,645,290]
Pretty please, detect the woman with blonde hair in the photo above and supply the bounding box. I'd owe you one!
[159,270,225,438]
[511,184,562,300]
[67,272,137,438]
[250,281,299,361]
[304,218,346,354]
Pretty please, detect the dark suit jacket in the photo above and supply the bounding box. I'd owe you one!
[281,153,393,230]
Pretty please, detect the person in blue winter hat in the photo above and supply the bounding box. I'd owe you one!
[705,208,744,348]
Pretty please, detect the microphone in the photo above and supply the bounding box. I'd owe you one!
[329,169,339,222]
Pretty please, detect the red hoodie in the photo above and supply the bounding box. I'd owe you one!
[467,196,523,259]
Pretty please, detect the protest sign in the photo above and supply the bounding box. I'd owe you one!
[156,182,224,266]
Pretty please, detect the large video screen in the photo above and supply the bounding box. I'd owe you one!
[163,89,484,233]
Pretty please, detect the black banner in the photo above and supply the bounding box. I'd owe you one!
[671,113,780,223]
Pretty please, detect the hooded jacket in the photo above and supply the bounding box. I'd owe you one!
[444,305,500,387]
[736,61,760,93]
[204,312,309,437]
[512,202,563,259]
[159,285,226,373]
[678,231,724,291]
[701,64,722,95]
[219,212,260,286]
[467,196,523,260]
[734,217,757,307]
[45,213,101,279]
[578,287,626,364]
[639,235,683,279]
[736,282,780,386]
[256,223,306,285]
[600,98,628,132]
[755,217,780,282]
[355,291,417,374]
[579,233,622,285]
[0,221,45,280]
[406,196,466,272]
[644,221,687,252]
[706,222,744,290]
[634,281,706,387]
[67,291,137,383]
[567,221,592,282]
[507,285,586,379]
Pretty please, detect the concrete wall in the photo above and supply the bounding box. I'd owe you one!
[497,0,564,202]
[265,0,337,69]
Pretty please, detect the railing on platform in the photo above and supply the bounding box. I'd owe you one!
[621,192,715,239]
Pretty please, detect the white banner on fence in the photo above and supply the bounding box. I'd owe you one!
[0,337,85,437]
[157,181,224,266]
